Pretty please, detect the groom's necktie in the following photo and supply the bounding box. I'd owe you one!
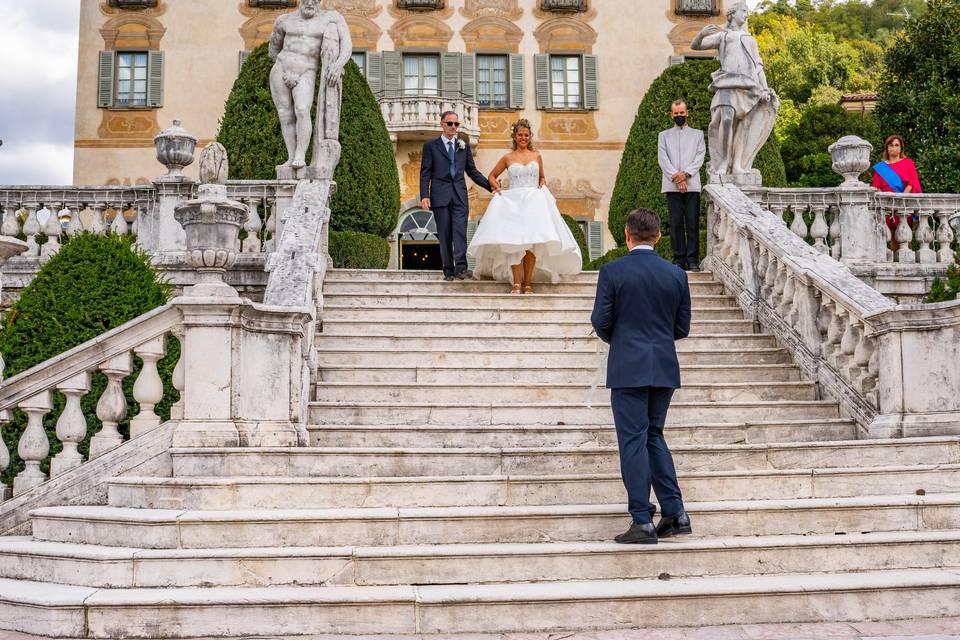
[447,140,456,179]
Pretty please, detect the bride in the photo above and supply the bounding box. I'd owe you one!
[467,119,582,293]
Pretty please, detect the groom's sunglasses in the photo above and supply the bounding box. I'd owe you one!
[443,121,461,127]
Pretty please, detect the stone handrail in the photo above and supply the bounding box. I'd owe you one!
[0,304,183,499]
[706,183,960,439]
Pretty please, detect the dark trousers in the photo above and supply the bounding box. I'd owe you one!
[666,191,701,268]
[433,193,469,277]
[610,387,684,524]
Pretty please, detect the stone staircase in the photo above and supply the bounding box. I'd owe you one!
[2,269,960,638]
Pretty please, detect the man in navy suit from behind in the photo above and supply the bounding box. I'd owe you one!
[420,111,492,281]
[591,208,693,544]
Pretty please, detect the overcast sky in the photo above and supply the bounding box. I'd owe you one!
[0,0,762,186]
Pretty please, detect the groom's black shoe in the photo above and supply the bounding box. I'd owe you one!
[656,511,692,538]
[454,269,473,280]
[614,521,657,544]
[443,275,455,282]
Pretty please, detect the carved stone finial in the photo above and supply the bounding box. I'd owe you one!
[199,142,230,185]
[828,135,873,189]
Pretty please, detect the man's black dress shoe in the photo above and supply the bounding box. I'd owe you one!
[454,269,473,280]
[689,265,702,273]
[656,511,692,538]
[443,275,455,281]
[614,522,658,544]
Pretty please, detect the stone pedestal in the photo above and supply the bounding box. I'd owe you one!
[142,180,192,253]
[836,188,887,266]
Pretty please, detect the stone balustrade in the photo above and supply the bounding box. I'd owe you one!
[379,96,481,146]
[707,183,960,439]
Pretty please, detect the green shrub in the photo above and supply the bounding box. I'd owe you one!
[561,215,590,268]
[329,230,390,269]
[926,264,960,303]
[218,45,400,237]
[585,245,628,270]
[0,233,178,488]
[779,104,880,186]
[608,59,786,247]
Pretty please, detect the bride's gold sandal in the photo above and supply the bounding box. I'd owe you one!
[523,284,534,294]
[510,283,522,294]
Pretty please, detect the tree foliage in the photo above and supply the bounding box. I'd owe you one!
[329,230,390,269]
[561,215,590,268]
[779,104,881,186]
[218,44,400,237]
[608,59,786,246]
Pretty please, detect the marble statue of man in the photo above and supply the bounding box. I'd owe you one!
[691,1,779,184]
[268,0,352,178]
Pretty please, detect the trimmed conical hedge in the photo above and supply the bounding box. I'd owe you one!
[218,44,400,237]
[608,59,787,246]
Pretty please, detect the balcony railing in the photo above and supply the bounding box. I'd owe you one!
[675,0,719,16]
[540,0,587,12]
[108,0,158,7]
[379,96,481,146]
[396,0,445,9]
[247,0,297,8]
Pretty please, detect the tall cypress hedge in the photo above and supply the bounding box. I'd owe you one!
[608,59,787,246]
[218,44,400,237]
[0,234,178,487]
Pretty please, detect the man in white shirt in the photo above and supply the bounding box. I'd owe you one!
[658,100,706,271]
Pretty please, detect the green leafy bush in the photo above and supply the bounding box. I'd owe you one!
[0,233,178,487]
[218,45,400,236]
[779,104,880,186]
[585,246,628,271]
[329,230,390,269]
[608,59,786,247]
[926,264,960,303]
[561,215,590,268]
[876,0,960,192]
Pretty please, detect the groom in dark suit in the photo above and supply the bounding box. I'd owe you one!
[420,111,492,281]
[591,208,693,544]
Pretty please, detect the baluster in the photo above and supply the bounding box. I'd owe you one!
[0,409,11,501]
[88,202,107,235]
[816,297,833,339]
[771,261,787,310]
[864,347,880,405]
[264,197,277,252]
[756,248,769,299]
[130,336,167,438]
[826,305,846,366]
[1,204,21,236]
[22,203,41,256]
[41,202,62,260]
[809,205,829,254]
[50,372,91,477]
[65,205,83,237]
[778,272,796,319]
[828,205,842,260]
[763,255,778,307]
[131,207,141,240]
[171,328,185,420]
[790,205,809,241]
[895,213,915,263]
[110,204,130,236]
[89,352,133,458]
[770,205,787,225]
[936,211,956,263]
[243,198,263,253]
[13,390,53,496]
[853,329,875,390]
[916,210,936,263]
[838,314,858,374]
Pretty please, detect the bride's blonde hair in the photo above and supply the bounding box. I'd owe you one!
[511,119,535,151]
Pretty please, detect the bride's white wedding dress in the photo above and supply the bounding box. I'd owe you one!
[467,161,583,283]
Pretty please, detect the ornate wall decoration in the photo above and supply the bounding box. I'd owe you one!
[240,15,281,49]
[344,14,383,49]
[532,1,595,21]
[467,185,493,219]
[238,0,297,18]
[478,111,520,144]
[538,112,598,142]
[388,14,454,50]
[97,109,160,140]
[461,17,523,53]
[99,14,167,50]
[460,0,522,20]
[322,0,382,17]
[388,1,454,19]
[532,17,597,53]
[400,151,423,201]
[99,0,167,17]
[666,0,725,57]
[545,177,603,219]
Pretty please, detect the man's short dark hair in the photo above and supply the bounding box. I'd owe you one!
[625,208,661,243]
[440,110,457,122]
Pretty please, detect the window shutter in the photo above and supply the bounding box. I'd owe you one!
[366,51,383,96]
[460,53,475,101]
[509,53,525,109]
[534,54,550,110]
[146,50,164,108]
[588,220,603,261]
[466,219,479,270]
[441,52,462,98]
[238,51,251,74]
[669,55,686,66]
[97,51,115,108]
[583,54,599,110]
[383,51,402,98]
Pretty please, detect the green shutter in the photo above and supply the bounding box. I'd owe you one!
[146,50,164,108]
[442,52,461,98]
[238,51,251,74]
[588,220,603,261]
[583,54,598,110]
[466,219,479,270]
[509,54,525,109]
[534,54,550,110]
[366,51,383,96]
[97,51,115,108]
[460,53,475,101]
[383,51,402,98]
[669,55,685,66]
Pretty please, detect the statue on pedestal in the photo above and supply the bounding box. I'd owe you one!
[268,0,352,180]
[691,1,779,185]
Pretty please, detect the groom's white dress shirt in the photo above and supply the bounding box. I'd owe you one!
[658,125,706,194]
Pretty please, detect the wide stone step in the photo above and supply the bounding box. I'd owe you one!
[312,381,817,404]
[109,463,960,511]
[317,363,801,385]
[4,531,959,589]
[322,292,738,310]
[321,279,724,295]
[308,399,841,425]
[322,304,746,323]
[314,347,794,368]
[313,334,776,351]
[170,437,960,479]
[28,494,960,549]
[10,569,959,637]
[320,318,756,338]
[307,418,856,447]
[326,269,712,284]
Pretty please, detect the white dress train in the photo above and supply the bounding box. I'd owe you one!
[467,162,583,283]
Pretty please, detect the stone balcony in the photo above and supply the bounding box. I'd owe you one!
[378,96,481,147]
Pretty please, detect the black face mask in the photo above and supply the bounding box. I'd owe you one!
[673,115,687,127]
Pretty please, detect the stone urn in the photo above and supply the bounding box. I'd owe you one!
[154,119,198,181]
[828,135,873,189]
[174,184,248,297]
